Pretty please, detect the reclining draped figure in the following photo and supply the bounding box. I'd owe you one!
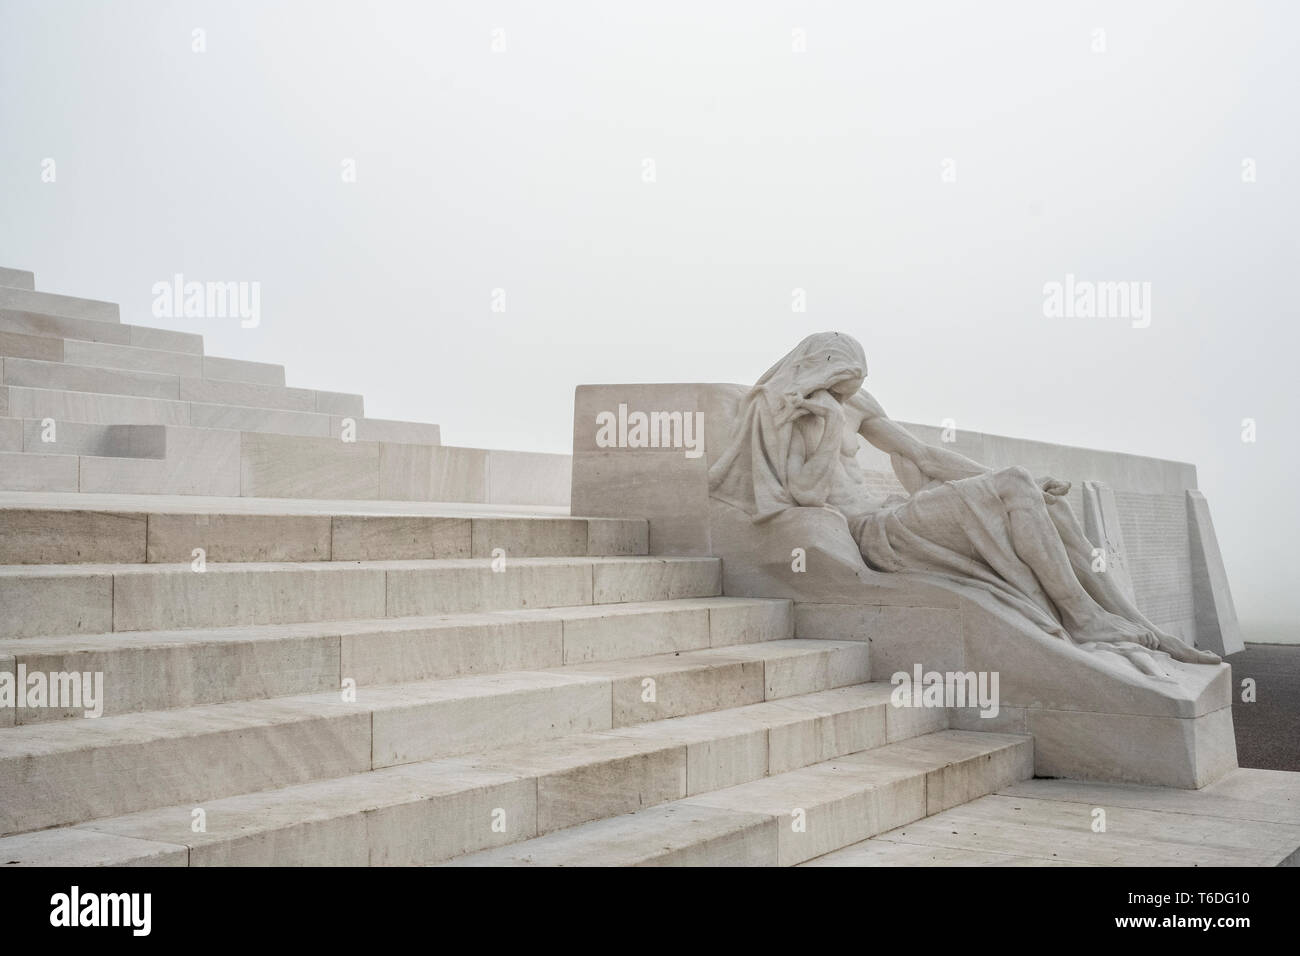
[707,331,1221,681]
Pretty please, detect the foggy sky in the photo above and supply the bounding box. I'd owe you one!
[2,0,1296,636]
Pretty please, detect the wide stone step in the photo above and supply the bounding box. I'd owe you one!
[0,638,868,837]
[0,268,35,291]
[0,429,564,502]
[0,451,78,492]
[448,731,1032,866]
[0,508,646,564]
[0,418,165,459]
[0,329,62,362]
[0,682,918,865]
[0,287,119,323]
[188,404,441,443]
[180,377,362,417]
[1,309,202,354]
[1,335,277,382]
[64,339,283,386]
[2,357,180,400]
[3,385,191,425]
[0,358,361,416]
[1,384,441,444]
[0,596,781,721]
[0,555,720,638]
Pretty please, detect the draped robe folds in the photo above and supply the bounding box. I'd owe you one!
[708,334,862,522]
[707,332,1188,680]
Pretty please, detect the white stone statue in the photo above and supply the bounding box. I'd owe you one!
[708,331,1221,678]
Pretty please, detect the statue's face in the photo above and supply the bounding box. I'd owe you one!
[830,370,865,397]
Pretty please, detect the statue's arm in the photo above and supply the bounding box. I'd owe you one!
[852,391,990,483]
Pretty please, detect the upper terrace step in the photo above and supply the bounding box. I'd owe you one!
[0,385,441,444]
[0,287,119,323]
[0,503,646,563]
[0,332,283,385]
[2,309,202,354]
[0,268,35,291]
[0,358,362,415]
[0,429,564,503]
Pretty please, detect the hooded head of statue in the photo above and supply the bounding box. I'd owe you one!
[708,331,867,521]
[756,332,867,427]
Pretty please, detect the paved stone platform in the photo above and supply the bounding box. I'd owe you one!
[803,769,1300,866]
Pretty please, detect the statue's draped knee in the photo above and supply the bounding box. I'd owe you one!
[994,466,1039,507]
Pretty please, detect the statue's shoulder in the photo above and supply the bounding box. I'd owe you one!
[849,389,887,420]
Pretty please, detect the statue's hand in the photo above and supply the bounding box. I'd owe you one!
[786,389,840,421]
[797,396,833,418]
[776,390,831,426]
[1038,476,1071,497]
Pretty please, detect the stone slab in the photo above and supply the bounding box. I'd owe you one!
[64,339,204,378]
[146,512,332,562]
[0,508,147,563]
[444,803,778,866]
[0,452,79,492]
[0,287,119,322]
[2,357,179,400]
[1188,490,1244,656]
[0,827,188,866]
[0,330,63,362]
[0,267,35,291]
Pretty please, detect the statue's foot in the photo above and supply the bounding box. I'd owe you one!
[1070,610,1160,650]
[1153,631,1222,666]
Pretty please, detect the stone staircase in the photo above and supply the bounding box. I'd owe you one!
[0,504,1034,865]
[4,265,1291,867]
[0,269,564,504]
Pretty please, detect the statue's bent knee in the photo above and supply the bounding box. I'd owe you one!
[994,466,1039,506]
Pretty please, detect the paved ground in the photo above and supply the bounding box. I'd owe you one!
[806,770,1300,866]
[1226,643,1300,772]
